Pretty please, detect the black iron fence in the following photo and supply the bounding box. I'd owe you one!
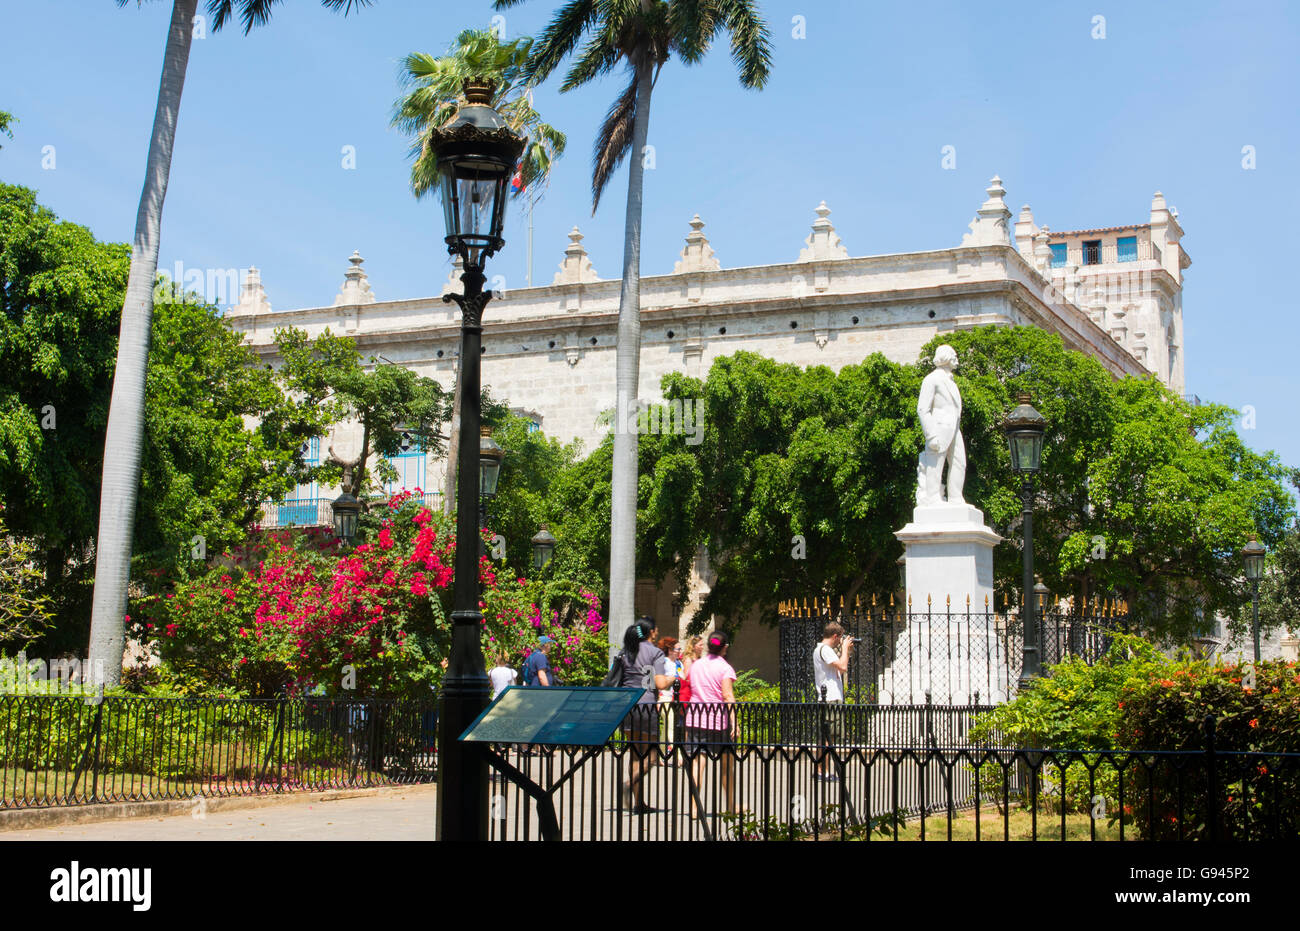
[486,703,1300,841]
[779,603,1124,705]
[0,695,439,810]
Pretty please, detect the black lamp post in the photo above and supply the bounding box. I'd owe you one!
[532,524,557,572]
[1242,533,1267,662]
[331,491,361,549]
[1003,393,1048,690]
[430,79,524,842]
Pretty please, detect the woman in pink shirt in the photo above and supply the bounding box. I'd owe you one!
[685,630,738,816]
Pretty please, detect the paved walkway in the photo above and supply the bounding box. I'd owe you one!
[1,786,439,841]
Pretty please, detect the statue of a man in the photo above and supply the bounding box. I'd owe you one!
[916,344,966,507]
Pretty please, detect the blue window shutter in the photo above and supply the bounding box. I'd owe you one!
[1116,236,1138,262]
[1049,243,1067,268]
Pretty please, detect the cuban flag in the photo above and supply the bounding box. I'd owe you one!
[510,162,525,195]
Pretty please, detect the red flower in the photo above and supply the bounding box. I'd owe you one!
[1248,718,1259,728]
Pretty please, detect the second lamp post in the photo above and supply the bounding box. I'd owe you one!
[1003,393,1048,690]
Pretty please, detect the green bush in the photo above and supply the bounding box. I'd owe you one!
[1114,657,1300,839]
[965,634,1300,837]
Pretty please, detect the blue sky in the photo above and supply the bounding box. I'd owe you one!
[2,0,1298,473]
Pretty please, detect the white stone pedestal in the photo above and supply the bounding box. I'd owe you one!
[877,504,1006,706]
[895,503,1000,607]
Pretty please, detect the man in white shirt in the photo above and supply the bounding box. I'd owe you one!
[812,622,853,780]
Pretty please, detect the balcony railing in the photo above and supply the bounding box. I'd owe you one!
[254,492,444,531]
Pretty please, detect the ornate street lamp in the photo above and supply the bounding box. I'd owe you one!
[477,427,505,558]
[532,524,557,572]
[478,427,504,497]
[1003,393,1048,690]
[331,491,361,548]
[430,79,525,842]
[1242,533,1267,662]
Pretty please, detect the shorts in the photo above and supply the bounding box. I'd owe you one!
[685,726,733,752]
[819,699,844,745]
[621,704,662,754]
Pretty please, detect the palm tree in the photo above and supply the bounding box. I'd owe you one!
[494,0,771,650]
[88,0,375,685]
[392,28,566,518]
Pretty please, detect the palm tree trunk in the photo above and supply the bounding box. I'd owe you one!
[87,0,197,685]
[608,50,654,656]
[444,351,463,515]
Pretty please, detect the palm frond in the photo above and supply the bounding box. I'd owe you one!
[524,0,600,84]
[318,0,375,16]
[559,34,623,92]
[714,0,773,88]
[669,0,720,64]
[590,72,638,213]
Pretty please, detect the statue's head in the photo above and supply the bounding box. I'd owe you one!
[933,345,959,370]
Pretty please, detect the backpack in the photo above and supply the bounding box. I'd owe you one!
[601,650,657,694]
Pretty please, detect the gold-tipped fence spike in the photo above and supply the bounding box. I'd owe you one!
[966,593,971,607]
[889,591,895,607]
[946,594,951,607]
[871,592,878,607]
[927,593,932,606]
[908,594,913,608]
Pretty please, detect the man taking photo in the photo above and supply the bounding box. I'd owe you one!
[812,621,853,780]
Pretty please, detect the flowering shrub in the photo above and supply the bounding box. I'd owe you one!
[1114,656,1300,839]
[969,635,1300,837]
[134,493,606,697]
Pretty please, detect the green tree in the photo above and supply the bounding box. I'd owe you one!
[275,327,452,499]
[497,0,773,650]
[0,110,15,148]
[646,353,923,630]
[135,292,335,581]
[0,515,53,650]
[919,327,1295,638]
[91,0,377,684]
[0,182,130,648]
[1259,520,1300,638]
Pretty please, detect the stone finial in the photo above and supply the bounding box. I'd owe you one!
[1014,204,1038,259]
[333,251,375,306]
[1032,227,1052,274]
[797,201,849,262]
[673,214,721,274]
[234,265,271,315]
[960,175,1013,247]
[552,226,599,285]
[440,254,466,297]
[1150,190,1169,222]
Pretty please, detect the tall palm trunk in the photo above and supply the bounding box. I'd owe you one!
[444,350,463,515]
[608,50,654,656]
[87,0,197,684]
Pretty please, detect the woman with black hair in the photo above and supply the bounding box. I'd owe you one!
[615,618,673,813]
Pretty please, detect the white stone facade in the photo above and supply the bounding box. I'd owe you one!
[224,178,1191,678]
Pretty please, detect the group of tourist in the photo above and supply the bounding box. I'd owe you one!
[612,618,738,815]
[487,618,740,816]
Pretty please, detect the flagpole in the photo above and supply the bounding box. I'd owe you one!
[527,199,534,288]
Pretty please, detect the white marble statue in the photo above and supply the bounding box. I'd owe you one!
[915,345,966,507]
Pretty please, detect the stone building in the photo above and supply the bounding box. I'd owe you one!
[226,177,1191,677]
